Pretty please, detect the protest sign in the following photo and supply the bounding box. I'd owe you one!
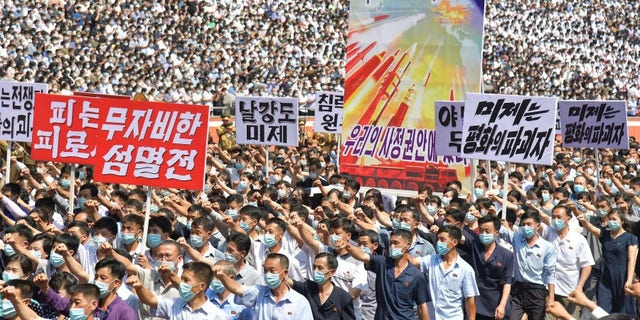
[462,93,557,165]
[235,96,298,147]
[0,81,48,142]
[32,94,209,190]
[558,100,628,149]
[435,101,464,157]
[313,91,344,133]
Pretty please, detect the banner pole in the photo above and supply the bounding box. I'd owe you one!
[595,148,600,191]
[336,134,341,172]
[486,160,493,190]
[5,141,11,183]
[265,147,269,183]
[69,165,76,216]
[470,159,476,201]
[502,162,509,220]
[141,187,152,252]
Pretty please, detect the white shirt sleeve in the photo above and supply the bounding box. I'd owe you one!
[155,296,172,319]
[236,285,259,308]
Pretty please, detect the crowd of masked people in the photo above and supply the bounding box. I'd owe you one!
[0,133,639,320]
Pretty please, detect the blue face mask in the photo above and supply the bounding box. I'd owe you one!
[235,162,244,171]
[391,219,401,229]
[608,220,621,231]
[312,271,328,284]
[50,252,65,268]
[263,234,278,248]
[614,165,621,172]
[4,245,15,257]
[59,179,71,188]
[329,234,342,247]
[479,233,495,245]
[309,172,318,180]
[190,235,205,248]
[30,250,42,259]
[465,212,477,223]
[0,299,16,319]
[436,241,450,255]
[179,282,199,301]
[155,260,176,272]
[2,271,19,282]
[473,188,483,198]
[92,280,112,297]
[573,157,581,164]
[147,234,162,248]
[361,246,372,255]
[277,189,287,199]
[239,222,252,233]
[210,280,226,294]
[76,197,87,209]
[573,184,585,194]
[389,247,404,259]
[551,219,566,231]
[226,209,238,220]
[556,169,564,178]
[248,201,258,207]
[121,233,137,245]
[264,272,282,289]
[398,222,412,231]
[520,226,536,239]
[69,307,89,320]
[426,205,436,215]
[236,181,248,191]
[552,199,560,206]
[541,193,550,203]
[441,197,451,206]
[92,236,108,247]
[224,252,238,264]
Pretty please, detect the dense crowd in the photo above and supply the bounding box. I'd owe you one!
[483,0,640,114]
[0,0,348,109]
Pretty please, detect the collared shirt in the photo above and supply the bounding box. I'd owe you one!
[206,291,252,320]
[236,285,313,320]
[547,228,595,296]
[250,238,305,282]
[512,231,556,286]
[408,235,435,257]
[366,255,428,320]
[292,279,355,320]
[236,262,260,286]
[156,296,228,320]
[136,265,181,320]
[419,253,479,320]
[43,288,137,320]
[464,238,514,318]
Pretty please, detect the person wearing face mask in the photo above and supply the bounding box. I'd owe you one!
[414,225,479,320]
[213,253,313,319]
[356,230,379,320]
[0,280,41,320]
[473,178,490,201]
[130,261,227,319]
[250,218,305,281]
[143,216,173,268]
[543,205,594,319]
[206,260,251,320]
[117,214,144,261]
[505,210,556,320]
[394,205,435,257]
[179,217,225,266]
[579,208,638,316]
[36,258,137,320]
[283,252,355,320]
[108,240,181,320]
[223,233,259,286]
[337,229,429,320]
[460,215,513,320]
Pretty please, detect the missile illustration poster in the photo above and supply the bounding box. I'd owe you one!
[341,0,485,191]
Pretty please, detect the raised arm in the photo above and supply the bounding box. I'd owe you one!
[126,274,158,309]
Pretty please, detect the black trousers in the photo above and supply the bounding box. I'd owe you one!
[510,281,548,320]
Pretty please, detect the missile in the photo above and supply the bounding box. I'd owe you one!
[346,42,377,73]
[387,84,416,127]
[345,51,386,100]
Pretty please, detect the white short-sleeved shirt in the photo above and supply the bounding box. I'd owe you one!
[250,238,305,282]
[236,285,312,320]
[156,296,228,320]
[548,229,595,296]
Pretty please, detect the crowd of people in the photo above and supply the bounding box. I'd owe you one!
[483,0,640,114]
[1,0,640,319]
[0,126,640,320]
[0,0,348,110]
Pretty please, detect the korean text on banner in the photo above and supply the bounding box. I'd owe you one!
[31,93,209,190]
[434,101,465,157]
[462,93,557,165]
[0,81,48,142]
[235,96,299,147]
[558,100,629,149]
[313,91,344,134]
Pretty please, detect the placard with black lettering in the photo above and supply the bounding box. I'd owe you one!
[0,81,48,142]
[462,93,557,165]
[434,101,464,157]
[235,96,299,147]
[313,91,344,134]
[558,100,628,149]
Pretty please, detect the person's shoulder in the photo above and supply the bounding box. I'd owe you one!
[330,284,353,302]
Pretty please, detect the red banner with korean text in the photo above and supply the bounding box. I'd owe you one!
[31,94,209,190]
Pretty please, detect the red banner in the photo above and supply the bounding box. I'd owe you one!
[32,94,209,190]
